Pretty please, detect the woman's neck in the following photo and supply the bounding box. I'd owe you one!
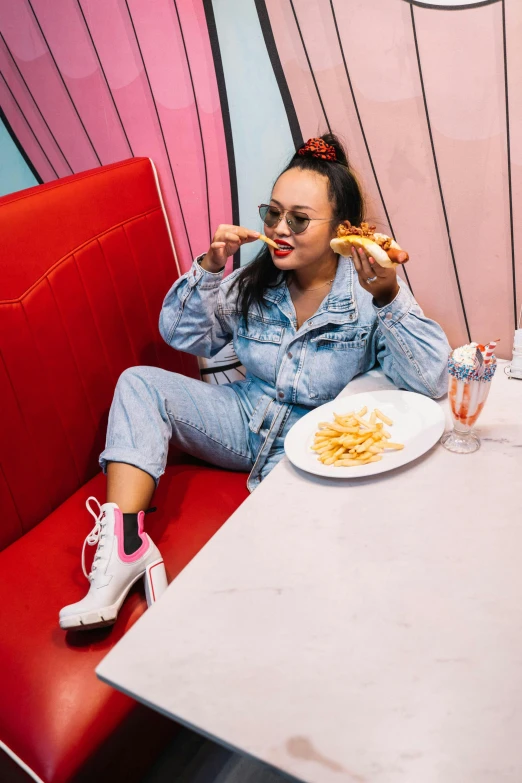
[291,252,338,291]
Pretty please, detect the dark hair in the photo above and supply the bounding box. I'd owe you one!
[233,133,364,324]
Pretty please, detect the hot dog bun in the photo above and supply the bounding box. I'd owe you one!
[330,225,401,269]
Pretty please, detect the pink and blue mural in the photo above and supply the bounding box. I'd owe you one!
[1,0,520,357]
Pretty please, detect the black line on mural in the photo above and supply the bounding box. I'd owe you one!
[288,0,331,134]
[26,0,102,166]
[1,74,55,180]
[202,0,241,269]
[404,0,500,10]
[76,0,134,158]
[198,339,245,385]
[0,32,73,174]
[200,360,242,376]
[329,0,413,295]
[173,0,212,246]
[1,74,52,180]
[501,0,517,324]
[254,0,303,151]
[124,0,193,258]
[0,104,44,183]
[410,5,471,342]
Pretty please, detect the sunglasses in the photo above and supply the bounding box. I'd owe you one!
[258,204,331,235]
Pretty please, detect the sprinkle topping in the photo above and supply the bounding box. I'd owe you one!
[449,341,497,382]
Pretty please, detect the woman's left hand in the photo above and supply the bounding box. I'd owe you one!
[351,245,409,308]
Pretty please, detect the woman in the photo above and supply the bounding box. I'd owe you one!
[59,134,450,630]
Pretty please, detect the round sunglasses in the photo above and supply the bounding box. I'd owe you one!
[258,204,332,235]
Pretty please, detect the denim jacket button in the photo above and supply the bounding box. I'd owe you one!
[386,312,393,320]
[278,391,284,399]
[287,352,293,360]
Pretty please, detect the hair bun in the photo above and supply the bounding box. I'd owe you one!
[297,137,337,161]
[320,133,349,166]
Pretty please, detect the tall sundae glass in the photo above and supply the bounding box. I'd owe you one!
[441,341,497,454]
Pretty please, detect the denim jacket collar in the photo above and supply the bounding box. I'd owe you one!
[262,256,356,318]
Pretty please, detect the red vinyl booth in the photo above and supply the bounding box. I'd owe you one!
[0,158,249,783]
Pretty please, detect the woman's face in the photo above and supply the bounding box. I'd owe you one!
[264,168,337,272]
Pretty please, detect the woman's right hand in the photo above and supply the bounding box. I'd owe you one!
[201,225,260,272]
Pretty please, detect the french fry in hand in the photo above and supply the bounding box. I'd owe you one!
[312,406,403,468]
[259,234,278,249]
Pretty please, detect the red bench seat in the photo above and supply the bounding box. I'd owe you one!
[0,159,248,783]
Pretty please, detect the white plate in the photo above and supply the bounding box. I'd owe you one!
[284,390,445,478]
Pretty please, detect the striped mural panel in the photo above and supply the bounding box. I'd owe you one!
[0,0,518,358]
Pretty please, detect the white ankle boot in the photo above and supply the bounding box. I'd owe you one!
[59,497,168,630]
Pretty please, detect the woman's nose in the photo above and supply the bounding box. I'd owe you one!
[274,216,292,237]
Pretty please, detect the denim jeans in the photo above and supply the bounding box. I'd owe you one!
[99,367,307,491]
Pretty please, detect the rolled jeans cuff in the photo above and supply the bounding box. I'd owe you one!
[99,446,164,486]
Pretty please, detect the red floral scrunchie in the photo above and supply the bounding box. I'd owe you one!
[297,137,337,161]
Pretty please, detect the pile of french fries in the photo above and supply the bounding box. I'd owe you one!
[311,406,404,467]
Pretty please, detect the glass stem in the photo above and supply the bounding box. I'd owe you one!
[453,421,472,435]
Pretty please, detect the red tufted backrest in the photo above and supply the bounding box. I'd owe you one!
[0,158,199,550]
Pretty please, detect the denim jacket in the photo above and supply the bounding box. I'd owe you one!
[160,256,450,489]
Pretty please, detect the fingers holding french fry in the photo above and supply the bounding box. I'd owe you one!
[312,407,403,468]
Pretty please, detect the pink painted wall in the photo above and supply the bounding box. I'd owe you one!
[267,0,517,354]
[0,0,232,270]
[1,0,519,356]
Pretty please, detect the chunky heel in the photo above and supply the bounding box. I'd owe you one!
[144,559,168,606]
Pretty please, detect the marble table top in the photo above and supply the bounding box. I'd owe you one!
[97,361,522,783]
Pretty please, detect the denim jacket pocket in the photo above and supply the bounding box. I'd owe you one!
[235,320,284,386]
[308,331,368,401]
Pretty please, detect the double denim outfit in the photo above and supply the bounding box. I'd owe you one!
[100,256,450,491]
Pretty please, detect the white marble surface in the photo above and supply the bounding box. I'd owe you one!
[97,362,522,783]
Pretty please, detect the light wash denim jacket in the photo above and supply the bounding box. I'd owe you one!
[160,255,450,489]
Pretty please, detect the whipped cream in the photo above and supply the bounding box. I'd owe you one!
[452,342,479,366]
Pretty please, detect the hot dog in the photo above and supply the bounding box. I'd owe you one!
[330,222,402,269]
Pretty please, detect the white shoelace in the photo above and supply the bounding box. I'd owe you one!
[81,496,108,581]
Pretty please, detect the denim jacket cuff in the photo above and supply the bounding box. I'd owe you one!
[187,255,225,289]
[372,283,413,328]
